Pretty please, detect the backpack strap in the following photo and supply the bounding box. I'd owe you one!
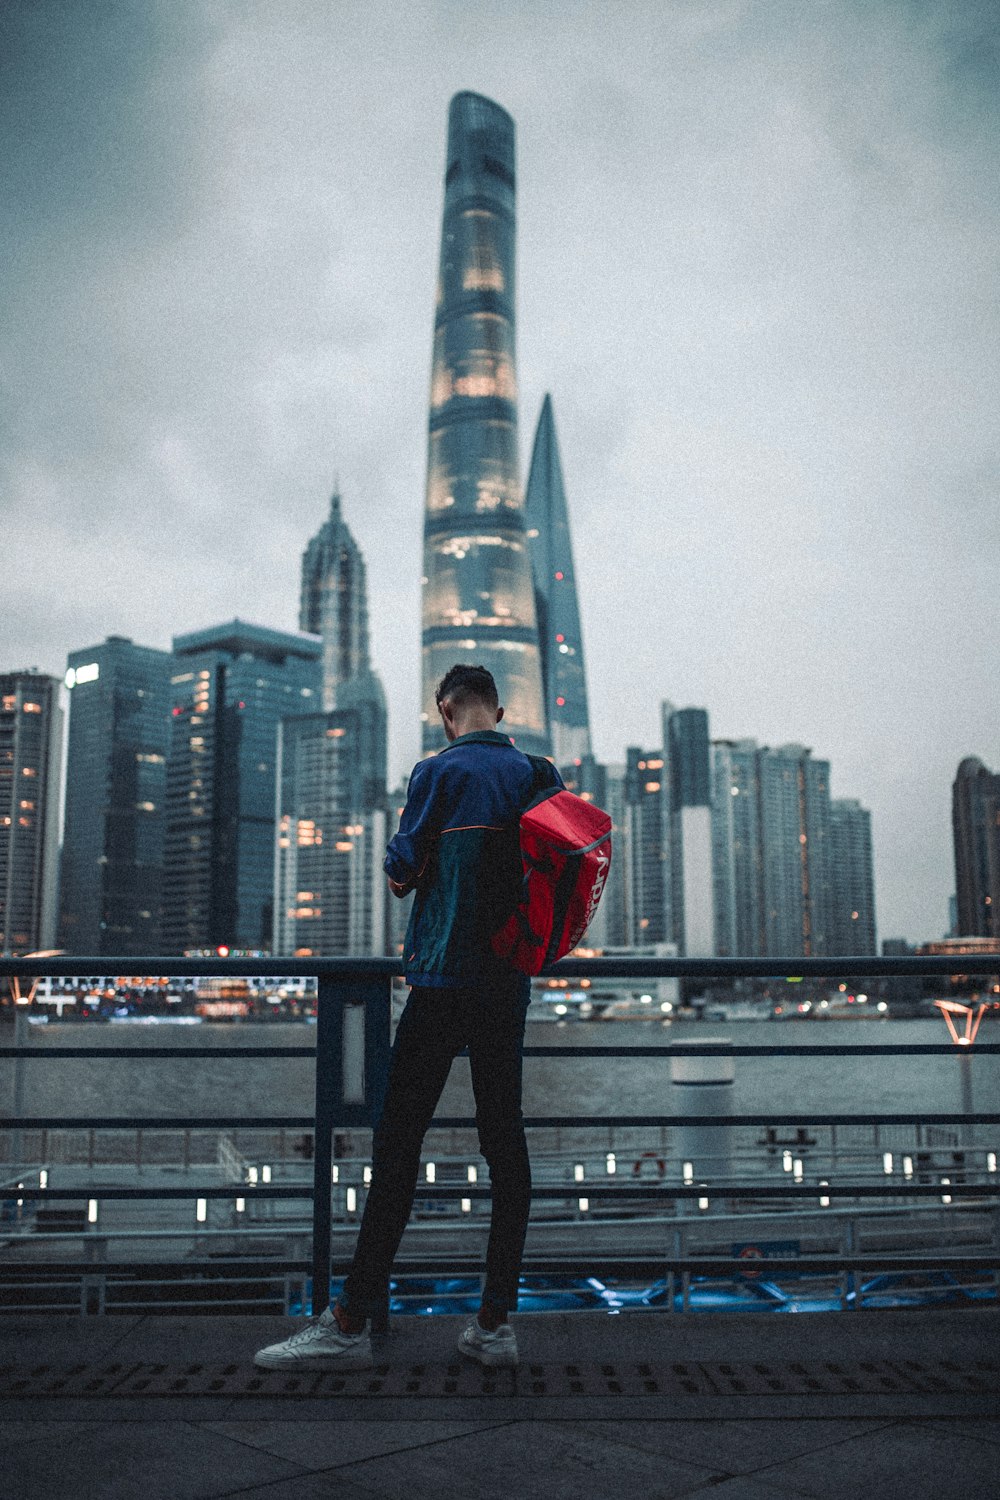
[524,753,560,809]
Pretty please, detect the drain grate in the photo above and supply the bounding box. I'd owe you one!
[0,1357,994,1399]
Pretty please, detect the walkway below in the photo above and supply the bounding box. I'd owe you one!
[1,1309,997,1498]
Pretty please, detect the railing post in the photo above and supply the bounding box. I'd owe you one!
[311,967,392,1321]
[311,975,339,1317]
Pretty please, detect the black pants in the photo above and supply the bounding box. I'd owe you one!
[340,973,531,1318]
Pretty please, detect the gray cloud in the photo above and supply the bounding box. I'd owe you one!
[2,0,997,942]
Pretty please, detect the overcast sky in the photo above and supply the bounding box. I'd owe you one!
[2,0,997,944]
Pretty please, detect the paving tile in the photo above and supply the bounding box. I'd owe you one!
[0,1418,308,1500]
[580,1418,893,1475]
[678,1480,809,1499]
[751,1420,1000,1500]
[310,1419,724,1500]
[921,1417,1000,1449]
[198,1418,506,1470]
[0,1420,107,1450]
[0,1315,143,1366]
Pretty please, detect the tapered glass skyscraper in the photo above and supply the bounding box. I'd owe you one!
[421,92,547,755]
[524,394,591,767]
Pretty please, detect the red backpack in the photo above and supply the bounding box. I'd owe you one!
[491,761,613,976]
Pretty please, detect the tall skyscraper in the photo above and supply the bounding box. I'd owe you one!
[524,394,591,767]
[1,671,62,954]
[300,490,372,713]
[59,638,170,956]
[952,756,1000,939]
[663,703,714,957]
[162,622,321,954]
[829,797,877,954]
[279,491,389,957]
[420,91,547,756]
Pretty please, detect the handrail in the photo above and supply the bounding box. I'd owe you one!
[2,952,999,978]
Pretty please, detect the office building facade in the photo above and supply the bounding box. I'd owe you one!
[162,621,321,954]
[524,395,591,767]
[952,756,1000,939]
[274,699,388,958]
[829,797,877,955]
[59,638,170,956]
[1,671,62,954]
[421,91,548,756]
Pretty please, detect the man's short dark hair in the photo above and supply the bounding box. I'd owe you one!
[435,664,499,711]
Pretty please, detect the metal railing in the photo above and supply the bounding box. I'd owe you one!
[2,952,998,1318]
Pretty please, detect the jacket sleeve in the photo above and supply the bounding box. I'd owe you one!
[384,760,443,889]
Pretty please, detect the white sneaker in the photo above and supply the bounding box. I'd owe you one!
[254,1306,373,1371]
[457,1318,519,1369]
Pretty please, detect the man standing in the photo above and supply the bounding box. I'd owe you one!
[256,664,561,1372]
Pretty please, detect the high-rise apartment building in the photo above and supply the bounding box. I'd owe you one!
[663,703,714,957]
[711,739,764,958]
[162,622,321,954]
[952,757,1000,939]
[623,746,670,946]
[757,744,832,955]
[1,671,62,954]
[420,91,547,756]
[300,491,372,713]
[59,638,170,956]
[524,395,591,767]
[829,798,877,955]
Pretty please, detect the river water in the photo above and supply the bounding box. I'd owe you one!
[2,1017,994,1139]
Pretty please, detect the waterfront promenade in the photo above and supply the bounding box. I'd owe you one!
[1,1307,997,1499]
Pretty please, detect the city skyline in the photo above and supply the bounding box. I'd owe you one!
[3,2,998,942]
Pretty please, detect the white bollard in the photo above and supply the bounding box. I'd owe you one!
[670,1038,734,1208]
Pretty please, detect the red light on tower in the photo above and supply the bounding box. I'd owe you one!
[555,634,564,642]
[554,571,564,580]
[556,696,565,706]
[216,945,230,958]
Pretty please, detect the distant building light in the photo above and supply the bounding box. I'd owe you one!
[65,662,100,689]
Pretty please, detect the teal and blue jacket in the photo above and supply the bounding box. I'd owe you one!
[385,730,563,988]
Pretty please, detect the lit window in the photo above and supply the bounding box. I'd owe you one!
[645,781,661,793]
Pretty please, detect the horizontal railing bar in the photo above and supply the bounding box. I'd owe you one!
[1,1117,314,1129]
[4,1112,997,1132]
[0,1048,317,1059]
[8,1182,1000,1201]
[435,1113,1000,1126]
[0,1255,995,1279]
[2,953,998,979]
[522,1045,1000,1057]
[2,1043,998,1061]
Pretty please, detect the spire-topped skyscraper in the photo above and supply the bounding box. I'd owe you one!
[420,92,548,755]
[524,394,592,767]
[300,490,372,713]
